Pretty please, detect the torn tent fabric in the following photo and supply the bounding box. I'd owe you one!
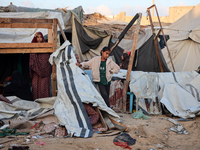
[74,18,103,54]
[49,40,120,138]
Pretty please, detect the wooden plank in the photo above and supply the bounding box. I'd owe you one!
[147,4,155,10]
[0,23,52,29]
[0,48,54,54]
[0,43,52,48]
[0,18,53,23]
[123,13,142,112]
[52,18,58,97]
[48,29,53,43]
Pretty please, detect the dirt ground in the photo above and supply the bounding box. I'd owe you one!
[1,112,200,150]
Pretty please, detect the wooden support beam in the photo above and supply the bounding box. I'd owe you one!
[147,9,163,72]
[0,23,52,29]
[52,18,58,96]
[154,5,175,72]
[154,29,162,40]
[48,29,53,43]
[0,43,52,48]
[0,18,53,23]
[57,19,67,41]
[0,48,54,54]
[122,13,142,112]
[0,17,61,99]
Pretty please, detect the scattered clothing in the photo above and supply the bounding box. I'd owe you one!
[113,133,136,149]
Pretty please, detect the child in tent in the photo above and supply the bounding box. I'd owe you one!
[76,46,120,107]
[120,53,130,70]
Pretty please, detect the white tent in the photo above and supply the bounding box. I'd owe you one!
[162,3,200,71]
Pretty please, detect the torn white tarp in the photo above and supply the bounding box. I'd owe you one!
[49,40,120,138]
[112,70,200,117]
[160,83,200,118]
[0,96,56,120]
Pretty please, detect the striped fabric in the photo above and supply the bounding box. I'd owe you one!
[49,41,120,138]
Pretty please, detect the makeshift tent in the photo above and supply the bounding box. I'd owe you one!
[0,5,80,81]
[115,31,170,72]
[132,34,170,72]
[0,41,120,138]
[162,3,200,71]
[0,4,116,81]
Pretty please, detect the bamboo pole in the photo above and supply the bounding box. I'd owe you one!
[122,13,142,112]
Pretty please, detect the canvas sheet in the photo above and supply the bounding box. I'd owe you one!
[72,15,111,62]
[162,4,200,71]
[49,41,119,138]
[118,28,152,51]
[112,70,200,118]
[162,38,200,72]
[0,96,56,120]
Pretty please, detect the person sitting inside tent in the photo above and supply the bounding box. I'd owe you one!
[120,53,129,70]
[76,46,120,107]
[3,70,33,101]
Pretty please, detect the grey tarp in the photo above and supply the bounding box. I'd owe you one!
[49,41,120,138]
[133,34,170,72]
[74,18,104,54]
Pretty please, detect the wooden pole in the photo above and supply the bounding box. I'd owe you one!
[154,5,175,72]
[52,19,57,96]
[57,19,67,41]
[110,14,139,52]
[147,9,163,72]
[122,13,142,112]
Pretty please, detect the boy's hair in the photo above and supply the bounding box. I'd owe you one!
[100,46,110,56]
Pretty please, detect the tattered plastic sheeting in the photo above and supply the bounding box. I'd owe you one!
[72,15,111,62]
[0,11,64,43]
[112,70,200,117]
[1,4,84,30]
[0,96,56,120]
[160,83,200,118]
[49,41,120,138]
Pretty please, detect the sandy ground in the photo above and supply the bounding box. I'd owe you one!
[1,112,200,150]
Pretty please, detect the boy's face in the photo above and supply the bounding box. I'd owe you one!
[102,50,110,60]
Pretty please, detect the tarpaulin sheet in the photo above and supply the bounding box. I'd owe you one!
[112,70,200,118]
[49,40,119,138]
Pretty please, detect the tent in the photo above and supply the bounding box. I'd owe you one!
[113,28,170,72]
[162,3,200,72]
[0,4,115,81]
